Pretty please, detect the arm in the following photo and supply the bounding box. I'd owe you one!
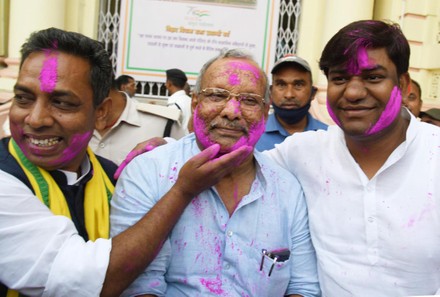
[101,144,253,297]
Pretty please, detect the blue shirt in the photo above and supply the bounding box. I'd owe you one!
[110,134,320,297]
[256,113,328,151]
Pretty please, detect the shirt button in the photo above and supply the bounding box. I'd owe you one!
[224,263,230,270]
[99,143,105,148]
[368,216,374,223]
[227,230,233,237]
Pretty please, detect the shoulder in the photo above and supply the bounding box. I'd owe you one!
[307,113,329,131]
[136,102,181,122]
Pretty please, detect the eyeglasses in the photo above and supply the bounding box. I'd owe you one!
[198,88,265,111]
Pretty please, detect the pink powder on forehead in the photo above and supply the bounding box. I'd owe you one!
[345,46,373,75]
[39,48,58,93]
[365,86,402,135]
[226,61,260,86]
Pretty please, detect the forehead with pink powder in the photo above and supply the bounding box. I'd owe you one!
[224,60,261,87]
[39,41,59,93]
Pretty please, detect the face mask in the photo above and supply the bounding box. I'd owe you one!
[272,100,311,125]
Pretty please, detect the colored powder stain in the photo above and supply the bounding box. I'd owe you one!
[149,281,160,288]
[365,86,401,135]
[227,61,260,86]
[229,117,265,153]
[47,131,92,166]
[229,73,241,86]
[200,277,224,295]
[191,197,204,217]
[346,46,371,75]
[326,99,341,126]
[39,50,58,93]
[193,108,216,149]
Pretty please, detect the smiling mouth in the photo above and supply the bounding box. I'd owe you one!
[26,136,62,147]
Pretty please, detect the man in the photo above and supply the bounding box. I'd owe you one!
[256,54,328,151]
[0,27,247,297]
[165,68,192,134]
[116,74,137,97]
[419,107,440,127]
[90,81,185,165]
[111,49,320,296]
[160,21,440,296]
[402,79,422,117]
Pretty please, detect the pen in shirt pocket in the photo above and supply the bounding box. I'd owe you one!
[260,248,291,277]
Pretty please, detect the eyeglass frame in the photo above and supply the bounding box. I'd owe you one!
[197,87,266,110]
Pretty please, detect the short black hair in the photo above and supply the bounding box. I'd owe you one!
[319,20,410,77]
[166,68,188,89]
[115,75,135,89]
[20,27,113,107]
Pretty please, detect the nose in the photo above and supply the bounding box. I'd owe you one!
[219,97,242,119]
[344,77,367,101]
[24,99,54,128]
[283,85,296,99]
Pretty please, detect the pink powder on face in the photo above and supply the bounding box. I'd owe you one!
[46,131,92,166]
[226,61,261,86]
[365,86,401,135]
[39,49,58,93]
[346,46,372,75]
[326,99,341,126]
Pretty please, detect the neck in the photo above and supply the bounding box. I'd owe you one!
[345,115,409,179]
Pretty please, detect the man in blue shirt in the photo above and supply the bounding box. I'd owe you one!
[256,54,328,151]
[110,49,320,296]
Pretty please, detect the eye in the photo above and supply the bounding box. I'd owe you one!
[52,98,78,110]
[274,81,286,89]
[239,95,260,106]
[365,74,384,82]
[329,75,348,85]
[204,90,228,103]
[13,93,33,105]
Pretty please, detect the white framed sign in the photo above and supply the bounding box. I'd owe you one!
[117,0,280,83]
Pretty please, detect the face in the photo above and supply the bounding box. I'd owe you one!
[326,47,408,137]
[192,58,269,154]
[420,115,440,127]
[271,66,313,108]
[122,78,136,97]
[402,81,422,117]
[10,51,103,172]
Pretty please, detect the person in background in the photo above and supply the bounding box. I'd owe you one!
[115,74,137,97]
[256,54,327,151]
[419,107,440,127]
[90,80,185,165]
[0,27,233,297]
[110,48,320,297]
[402,78,422,117]
[165,68,192,134]
[162,20,440,296]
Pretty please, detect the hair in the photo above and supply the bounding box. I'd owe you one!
[20,27,113,108]
[193,48,270,104]
[115,75,135,89]
[411,79,422,98]
[319,20,410,77]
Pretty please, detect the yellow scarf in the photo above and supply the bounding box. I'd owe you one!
[7,139,115,297]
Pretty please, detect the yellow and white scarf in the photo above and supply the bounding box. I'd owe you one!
[6,139,115,297]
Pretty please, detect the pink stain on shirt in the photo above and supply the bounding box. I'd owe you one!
[200,276,224,294]
[39,49,58,93]
[365,86,401,135]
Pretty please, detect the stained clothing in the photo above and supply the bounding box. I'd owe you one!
[0,137,116,296]
[111,133,320,297]
[264,110,440,296]
[256,113,328,151]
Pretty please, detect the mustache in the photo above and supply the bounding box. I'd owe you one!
[210,120,248,134]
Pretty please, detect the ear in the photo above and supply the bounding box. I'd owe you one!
[95,97,112,130]
[191,92,199,113]
[310,86,318,100]
[399,73,411,98]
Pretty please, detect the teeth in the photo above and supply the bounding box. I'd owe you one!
[28,137,60,147]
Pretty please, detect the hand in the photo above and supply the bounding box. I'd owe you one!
[114,137,168,179]
[173,144,253,199]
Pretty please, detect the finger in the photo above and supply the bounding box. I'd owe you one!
[188,144,221,168]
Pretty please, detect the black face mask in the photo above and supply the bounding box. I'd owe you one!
[272,101,311,125]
